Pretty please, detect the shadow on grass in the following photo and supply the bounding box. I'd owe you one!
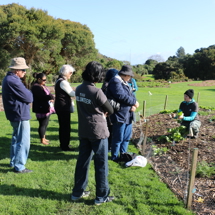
[0,184,95,205]
[0,136,79,162]
[30,127,78,133]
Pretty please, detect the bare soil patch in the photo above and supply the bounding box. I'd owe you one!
[188,80,215,87]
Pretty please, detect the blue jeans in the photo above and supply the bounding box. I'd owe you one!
[111,122,132,161]
[72,138,110,203]
[10,121,31,171]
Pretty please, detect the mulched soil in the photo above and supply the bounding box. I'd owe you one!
[132,110,215,215]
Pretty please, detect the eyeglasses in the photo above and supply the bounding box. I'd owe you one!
[42,79,46,81]
[20,69,26,72]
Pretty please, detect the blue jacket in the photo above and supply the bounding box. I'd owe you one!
[107,75,136,124]
[2,72,33,121]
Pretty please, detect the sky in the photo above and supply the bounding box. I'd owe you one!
[1,0,215,65]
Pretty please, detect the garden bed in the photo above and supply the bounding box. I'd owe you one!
[132,110,215,215]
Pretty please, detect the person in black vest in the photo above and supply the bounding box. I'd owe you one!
[31,73,55,145]
[54,65,75,151]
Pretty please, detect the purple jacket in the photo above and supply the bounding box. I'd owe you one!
[2,72,33,121]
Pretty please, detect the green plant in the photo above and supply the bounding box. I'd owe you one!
[157,126,187,143]
[196,161,215,178]
[152,145,169,156]
[199,105,215,111]
[159,109,177,114]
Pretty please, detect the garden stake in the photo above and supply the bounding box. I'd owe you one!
[187,148,198,210]
[143,100,146,119]
[142,120,149,156]
[197,92,200,104]
[164,95,168,110]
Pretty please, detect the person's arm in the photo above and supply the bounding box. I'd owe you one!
[101,100,114,115]
[60,80,75,97]
[10,79,33,103]
[32,85,53,101]
[182,112,197,121]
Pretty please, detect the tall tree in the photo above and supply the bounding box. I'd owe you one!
[176,46,185,58]
[59,19,98,71]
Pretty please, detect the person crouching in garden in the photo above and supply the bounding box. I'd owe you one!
[31,73,55,145]
[71,61,114,205]
[106,65,139,162]
[172,89,201,138]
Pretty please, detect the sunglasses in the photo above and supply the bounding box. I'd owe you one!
[20,69,26,72]
[42,79,46,81]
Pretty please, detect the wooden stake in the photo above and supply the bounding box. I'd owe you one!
[143,100,146,119]
[187,148,198,210]
[196,92,200,104]
[142,120,149,156]
[164,95,168,110]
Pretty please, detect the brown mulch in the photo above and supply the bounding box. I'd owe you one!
[132,111,215,215]
[189,80,215,87]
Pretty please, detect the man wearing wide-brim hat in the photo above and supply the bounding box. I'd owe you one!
[2,57,33,173]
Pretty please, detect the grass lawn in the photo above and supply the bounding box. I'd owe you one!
[0,81,208,215]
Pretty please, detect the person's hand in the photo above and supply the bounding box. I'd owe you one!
[178,113,184,119]
[50,100,54,103]
[130,106,136,112]
[104,112,109,117]
[134,101,139,108]
[170,113,176,118]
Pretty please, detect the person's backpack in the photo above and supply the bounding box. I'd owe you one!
[120,152,137,163]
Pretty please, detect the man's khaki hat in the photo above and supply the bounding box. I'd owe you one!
[9,57,29,69]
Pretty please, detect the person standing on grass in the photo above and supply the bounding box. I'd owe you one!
[106,65,139,162]
[2,57,33,173]
[128,77,138,96]
[71,61,114,205]
[101,68,119,152]
[171,89,201,138]
[54,65,76,151]
[31,72,55,145]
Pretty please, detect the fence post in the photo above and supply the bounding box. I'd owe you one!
[143,100,146,119]
[187,148,198,210]
[142,120,149,156]
[164,95,168,110]
[196,92,200,104]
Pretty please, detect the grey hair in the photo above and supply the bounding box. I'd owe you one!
[59,65,75,76]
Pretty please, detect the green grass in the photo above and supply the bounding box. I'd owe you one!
[0,81,207,215]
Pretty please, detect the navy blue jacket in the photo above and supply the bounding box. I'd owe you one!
[2,72,33,121]
[107,75,136,124]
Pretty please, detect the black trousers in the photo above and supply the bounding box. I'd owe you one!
[37,115,50,139]
[56,111,71,150]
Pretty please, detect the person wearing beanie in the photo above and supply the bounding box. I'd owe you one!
[101,68,119,151]
[172,89,201,138]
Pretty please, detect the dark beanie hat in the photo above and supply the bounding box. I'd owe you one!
[184,89,194,99]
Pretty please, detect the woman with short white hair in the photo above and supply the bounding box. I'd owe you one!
[54,64,76,151]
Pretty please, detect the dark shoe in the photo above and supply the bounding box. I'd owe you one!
[14,168,33,173]
[95,196,114,205]
[71,191,90,201]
